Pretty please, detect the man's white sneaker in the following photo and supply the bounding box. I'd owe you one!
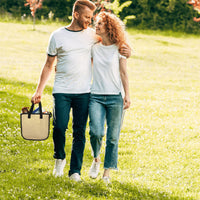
[69,173,81,182]
[89,160,101,179]
[53,159,66,177]
[102,176,111,184]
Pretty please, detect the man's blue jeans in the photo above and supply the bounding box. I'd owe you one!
[89,94,123,169]
[53,93,90,176]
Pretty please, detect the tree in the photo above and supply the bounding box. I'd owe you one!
[92,0,135,24]
[187,0,200,22]
[24,0,43,30]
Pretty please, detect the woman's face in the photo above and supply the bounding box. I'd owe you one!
[95,17,106,36]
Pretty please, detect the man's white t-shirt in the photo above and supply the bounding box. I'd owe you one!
[91,43,125,97]
[47,27,97,94]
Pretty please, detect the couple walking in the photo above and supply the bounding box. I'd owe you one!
[31,0,131,183]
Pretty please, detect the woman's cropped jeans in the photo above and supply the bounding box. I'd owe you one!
[89,93,123,169]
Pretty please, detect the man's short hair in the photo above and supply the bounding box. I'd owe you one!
[73,0,96,13]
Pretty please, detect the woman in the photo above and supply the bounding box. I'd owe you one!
[88,11,131,183]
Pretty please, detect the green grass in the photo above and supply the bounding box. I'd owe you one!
[0,22,200,199]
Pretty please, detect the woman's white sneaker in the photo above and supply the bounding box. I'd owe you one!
[102,176,111,184]
[89,160,101,179]
[53,159,66,177]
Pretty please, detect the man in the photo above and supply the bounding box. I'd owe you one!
[31,0,131,182]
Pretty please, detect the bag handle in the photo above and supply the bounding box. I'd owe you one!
[28,102,43,119]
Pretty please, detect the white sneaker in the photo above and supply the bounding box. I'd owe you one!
[102,176,111,184]
[53,159,66,177]
[89,160,101,179]
[69,173,81,182]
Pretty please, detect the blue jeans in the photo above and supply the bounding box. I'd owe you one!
[53,93,90,176]
[89,94,123,169]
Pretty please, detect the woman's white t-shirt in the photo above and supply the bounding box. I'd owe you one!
[91,43,125,97]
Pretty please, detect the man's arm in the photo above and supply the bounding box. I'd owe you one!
[31,55,56,104]
[119,58,131,109]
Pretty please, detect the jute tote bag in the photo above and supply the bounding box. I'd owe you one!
[20,102,51,141]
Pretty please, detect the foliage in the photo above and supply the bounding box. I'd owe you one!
[120,0,200,33]
[187,0,200,21]
[24,0,43,30]
[92,0,135,24]
[0,0,199,33]
[24,0,43,17]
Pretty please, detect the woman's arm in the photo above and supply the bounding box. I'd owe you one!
[119,58,131,109]
[31,55,56,104]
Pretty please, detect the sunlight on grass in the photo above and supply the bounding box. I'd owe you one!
[1,22,200,199]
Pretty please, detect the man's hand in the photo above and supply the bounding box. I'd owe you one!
[194,17,200,22]
[123,95,131,109]
[119,43,132,58]
[31,92,42,104]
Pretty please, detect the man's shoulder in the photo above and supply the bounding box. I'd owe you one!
[84,27,95,35]
[85,27,99,43]
[86,27,95,32]
[51,27,66,36]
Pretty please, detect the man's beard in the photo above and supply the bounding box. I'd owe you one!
[77,19,88,29]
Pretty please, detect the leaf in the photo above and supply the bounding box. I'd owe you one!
[104,0,132,16]
[123,15,136,24]
[119,1,132,13]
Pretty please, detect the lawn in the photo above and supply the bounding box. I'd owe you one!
[0,22,200,199]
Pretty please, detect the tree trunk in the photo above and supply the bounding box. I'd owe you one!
[33,15,35,30]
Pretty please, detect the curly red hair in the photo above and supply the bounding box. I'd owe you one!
[97,11,126,47]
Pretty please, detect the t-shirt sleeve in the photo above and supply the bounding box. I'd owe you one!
[90,28,99,44]
[118,53,127,60]
[47,33,57,56]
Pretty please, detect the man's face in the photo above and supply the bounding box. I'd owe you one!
[76,7,93,29]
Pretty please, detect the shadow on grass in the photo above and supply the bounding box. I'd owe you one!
[2,172,189,200]
[0,76,54,146]
[64,178,190,200]
[0,76,52,96]
[1,170,189,200]
[0,77,48,125]
[0,77,53,120]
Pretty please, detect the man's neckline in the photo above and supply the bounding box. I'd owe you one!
[65,27,84,32]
